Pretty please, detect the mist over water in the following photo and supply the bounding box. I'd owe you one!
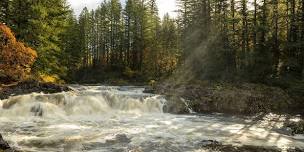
[0,86,303,152]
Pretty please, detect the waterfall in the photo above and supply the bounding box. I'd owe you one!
[0,86,166,118]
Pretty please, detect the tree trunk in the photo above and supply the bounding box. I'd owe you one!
[302,0,304,79]
[253,0,257,51]
[272,0,280,76]
[230,0,237,72]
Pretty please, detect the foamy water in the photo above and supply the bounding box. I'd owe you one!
[0,86,303,152]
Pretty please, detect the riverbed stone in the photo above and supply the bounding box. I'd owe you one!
[0,134,10,151]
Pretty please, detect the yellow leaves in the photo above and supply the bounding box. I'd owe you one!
[157,54,178,73]
[0,23,37,81]
[39,73,60,83]
[123,67,137,79]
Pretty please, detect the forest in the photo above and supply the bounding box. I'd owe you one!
[0,0,303,88]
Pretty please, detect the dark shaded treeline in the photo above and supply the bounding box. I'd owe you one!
[0,0,303,88]
[176,0,304,84]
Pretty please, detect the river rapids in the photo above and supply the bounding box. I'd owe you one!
[0,86,303,152]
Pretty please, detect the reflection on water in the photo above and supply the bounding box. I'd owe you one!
[0,86,303,152]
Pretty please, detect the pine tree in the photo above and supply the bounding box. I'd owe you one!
[0,0,10,24]
[9,0,72,76]
[159,14,179,76]
[79,7,90,68]
[301,0,304,79]
[109,0,122,67]
[271,0,280,76]
[61,14,82,79]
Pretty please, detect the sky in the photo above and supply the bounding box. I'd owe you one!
[67,0,177,18]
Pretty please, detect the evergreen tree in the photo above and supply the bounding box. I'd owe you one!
[79,7,90,68]
[9,0,72,76]
[0,0,10,24]
[60,14,82,79]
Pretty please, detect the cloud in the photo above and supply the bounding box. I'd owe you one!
[67,0,177,18]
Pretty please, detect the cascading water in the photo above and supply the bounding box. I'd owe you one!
[0,86,165,118]
[0,86,303,152]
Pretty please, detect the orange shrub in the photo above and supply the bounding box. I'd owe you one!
[0,23,37,82]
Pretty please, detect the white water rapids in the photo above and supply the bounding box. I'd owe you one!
[0,86,303,152]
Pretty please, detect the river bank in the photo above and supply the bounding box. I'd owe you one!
[150,81,303,116]
[0,80,71,100]
[151,81,304,136]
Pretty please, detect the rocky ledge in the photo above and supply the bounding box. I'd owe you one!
[150,82,302,115]
[0,80,71,100]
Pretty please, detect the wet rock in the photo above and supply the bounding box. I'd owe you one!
[287,148,304,152]
[272,127,293,136]
[285,120,304,135]
[106,134,131,144]
[199,140,281,152]
[115,134,131,143]
[0,134,10,151]
[0,80,71,102]
[138,140,183,152]
[199,140,221,147]
[155,82,294,115]
[143,87,155,94]
[30,104,43,117]
[163,96,190,114]
[20,138,65,149]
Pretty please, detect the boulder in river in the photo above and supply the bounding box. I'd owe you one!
[0,134,10,151]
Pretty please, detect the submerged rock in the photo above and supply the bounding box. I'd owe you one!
[106,134,131,144]
[30,104,43,117]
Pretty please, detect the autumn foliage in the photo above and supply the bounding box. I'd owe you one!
[0,23,37,83]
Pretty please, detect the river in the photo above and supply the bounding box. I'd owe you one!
[0,85,303,152]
